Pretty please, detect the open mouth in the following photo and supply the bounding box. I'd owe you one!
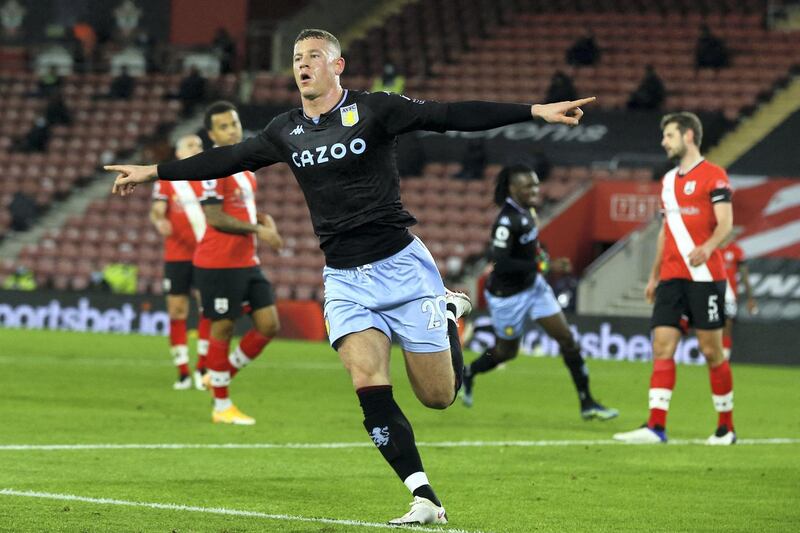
[300,73,312,83]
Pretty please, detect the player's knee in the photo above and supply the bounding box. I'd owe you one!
[259,319,280,338]
[558,338,580,356]
[167,303,189,320]
[211,321,235,340]
[496,351,517,364]
[698,339,722,361]
[652,339,676,359]
[419,389,452,410]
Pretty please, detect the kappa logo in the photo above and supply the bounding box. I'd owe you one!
[369,426,390,447]
[684,180,697,195]
[214,298,229,314]
[340,103,359,127]
[290,124,304,135]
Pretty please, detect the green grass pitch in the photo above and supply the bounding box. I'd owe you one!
[0,328,798,532]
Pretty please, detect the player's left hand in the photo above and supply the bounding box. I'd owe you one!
[532,97,596,126]
[747,298,758,315]
[687,244,712,267]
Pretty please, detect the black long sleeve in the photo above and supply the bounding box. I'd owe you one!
[443,101,533,131]
[157,126,283,181]
[157,144,242,181]
[367,92,532,136]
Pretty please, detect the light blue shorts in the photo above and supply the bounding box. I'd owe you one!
[485,275,562,340]
[323,237,449,353]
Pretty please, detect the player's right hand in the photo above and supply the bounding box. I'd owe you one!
[155,219,172,236]
[645,278,658,304]
[106,164,159,196]
[256,214,283,250]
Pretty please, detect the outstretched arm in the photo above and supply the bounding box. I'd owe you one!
[371,92,596,135]
[445,97,595,131]
[108,124,283,196]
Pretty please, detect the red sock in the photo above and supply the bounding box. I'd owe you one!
[207,337,232,399]
[709,360,734,429]
[198,317,211,342]
[240,329,271,357]
[196,317,211,371]
[229,329,272,377]
[648,359,676,429]
[169,319,187,346]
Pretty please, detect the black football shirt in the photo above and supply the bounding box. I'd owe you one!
[486,198,540,297]
[158,90,533,267]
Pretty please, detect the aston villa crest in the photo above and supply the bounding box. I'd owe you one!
[340,104,359,127]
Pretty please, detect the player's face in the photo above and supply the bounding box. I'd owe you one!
[293,38,344,100]
[510,172,540,208]
[661,123,687,160]
[175,135,203,160]
[208,110,243,147]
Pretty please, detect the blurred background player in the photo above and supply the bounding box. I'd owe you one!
[719,232,758,359]
[194,101,283,425]
[150,134,210,390]
[461,164,618,421]
[614,112,736,445]
[108,28,595,525]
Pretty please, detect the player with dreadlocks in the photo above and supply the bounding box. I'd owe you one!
[461,164,619,420]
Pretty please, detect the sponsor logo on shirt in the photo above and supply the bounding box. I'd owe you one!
[664,206,701,216]
[340,104,359,127]
[290,124,304,135]
[291,138,367,167]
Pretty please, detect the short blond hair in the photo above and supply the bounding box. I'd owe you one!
[294,29,341,56]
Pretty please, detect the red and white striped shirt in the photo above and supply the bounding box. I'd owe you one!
[659,159,731,282]
[152,181,206,262]
[194,172,260,269]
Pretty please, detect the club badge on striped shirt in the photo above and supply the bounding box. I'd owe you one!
[683,180,696,195]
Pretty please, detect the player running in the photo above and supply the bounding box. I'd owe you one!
[108,28,595,525]
[613,112,736,445]
[194,101,283,425]
[461,164,618,421]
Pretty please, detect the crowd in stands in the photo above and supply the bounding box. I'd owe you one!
[3,0,799,298]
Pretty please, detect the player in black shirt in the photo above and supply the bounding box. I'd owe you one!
[108,29,596,525]
[462,165,619,421]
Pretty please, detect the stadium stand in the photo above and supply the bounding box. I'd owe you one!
[3,0,798,299]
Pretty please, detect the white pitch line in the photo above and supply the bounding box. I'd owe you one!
[0,438,798,451]
[0,489,484,533]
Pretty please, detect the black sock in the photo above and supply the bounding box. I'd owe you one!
[562,345,593,407]
[469,349,501,376]
[357,385,441,507]
[446,303,464,394]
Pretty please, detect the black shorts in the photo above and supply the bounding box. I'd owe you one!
[163,261,195,295]
[651,279,726,331]
[194,266,275,320]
